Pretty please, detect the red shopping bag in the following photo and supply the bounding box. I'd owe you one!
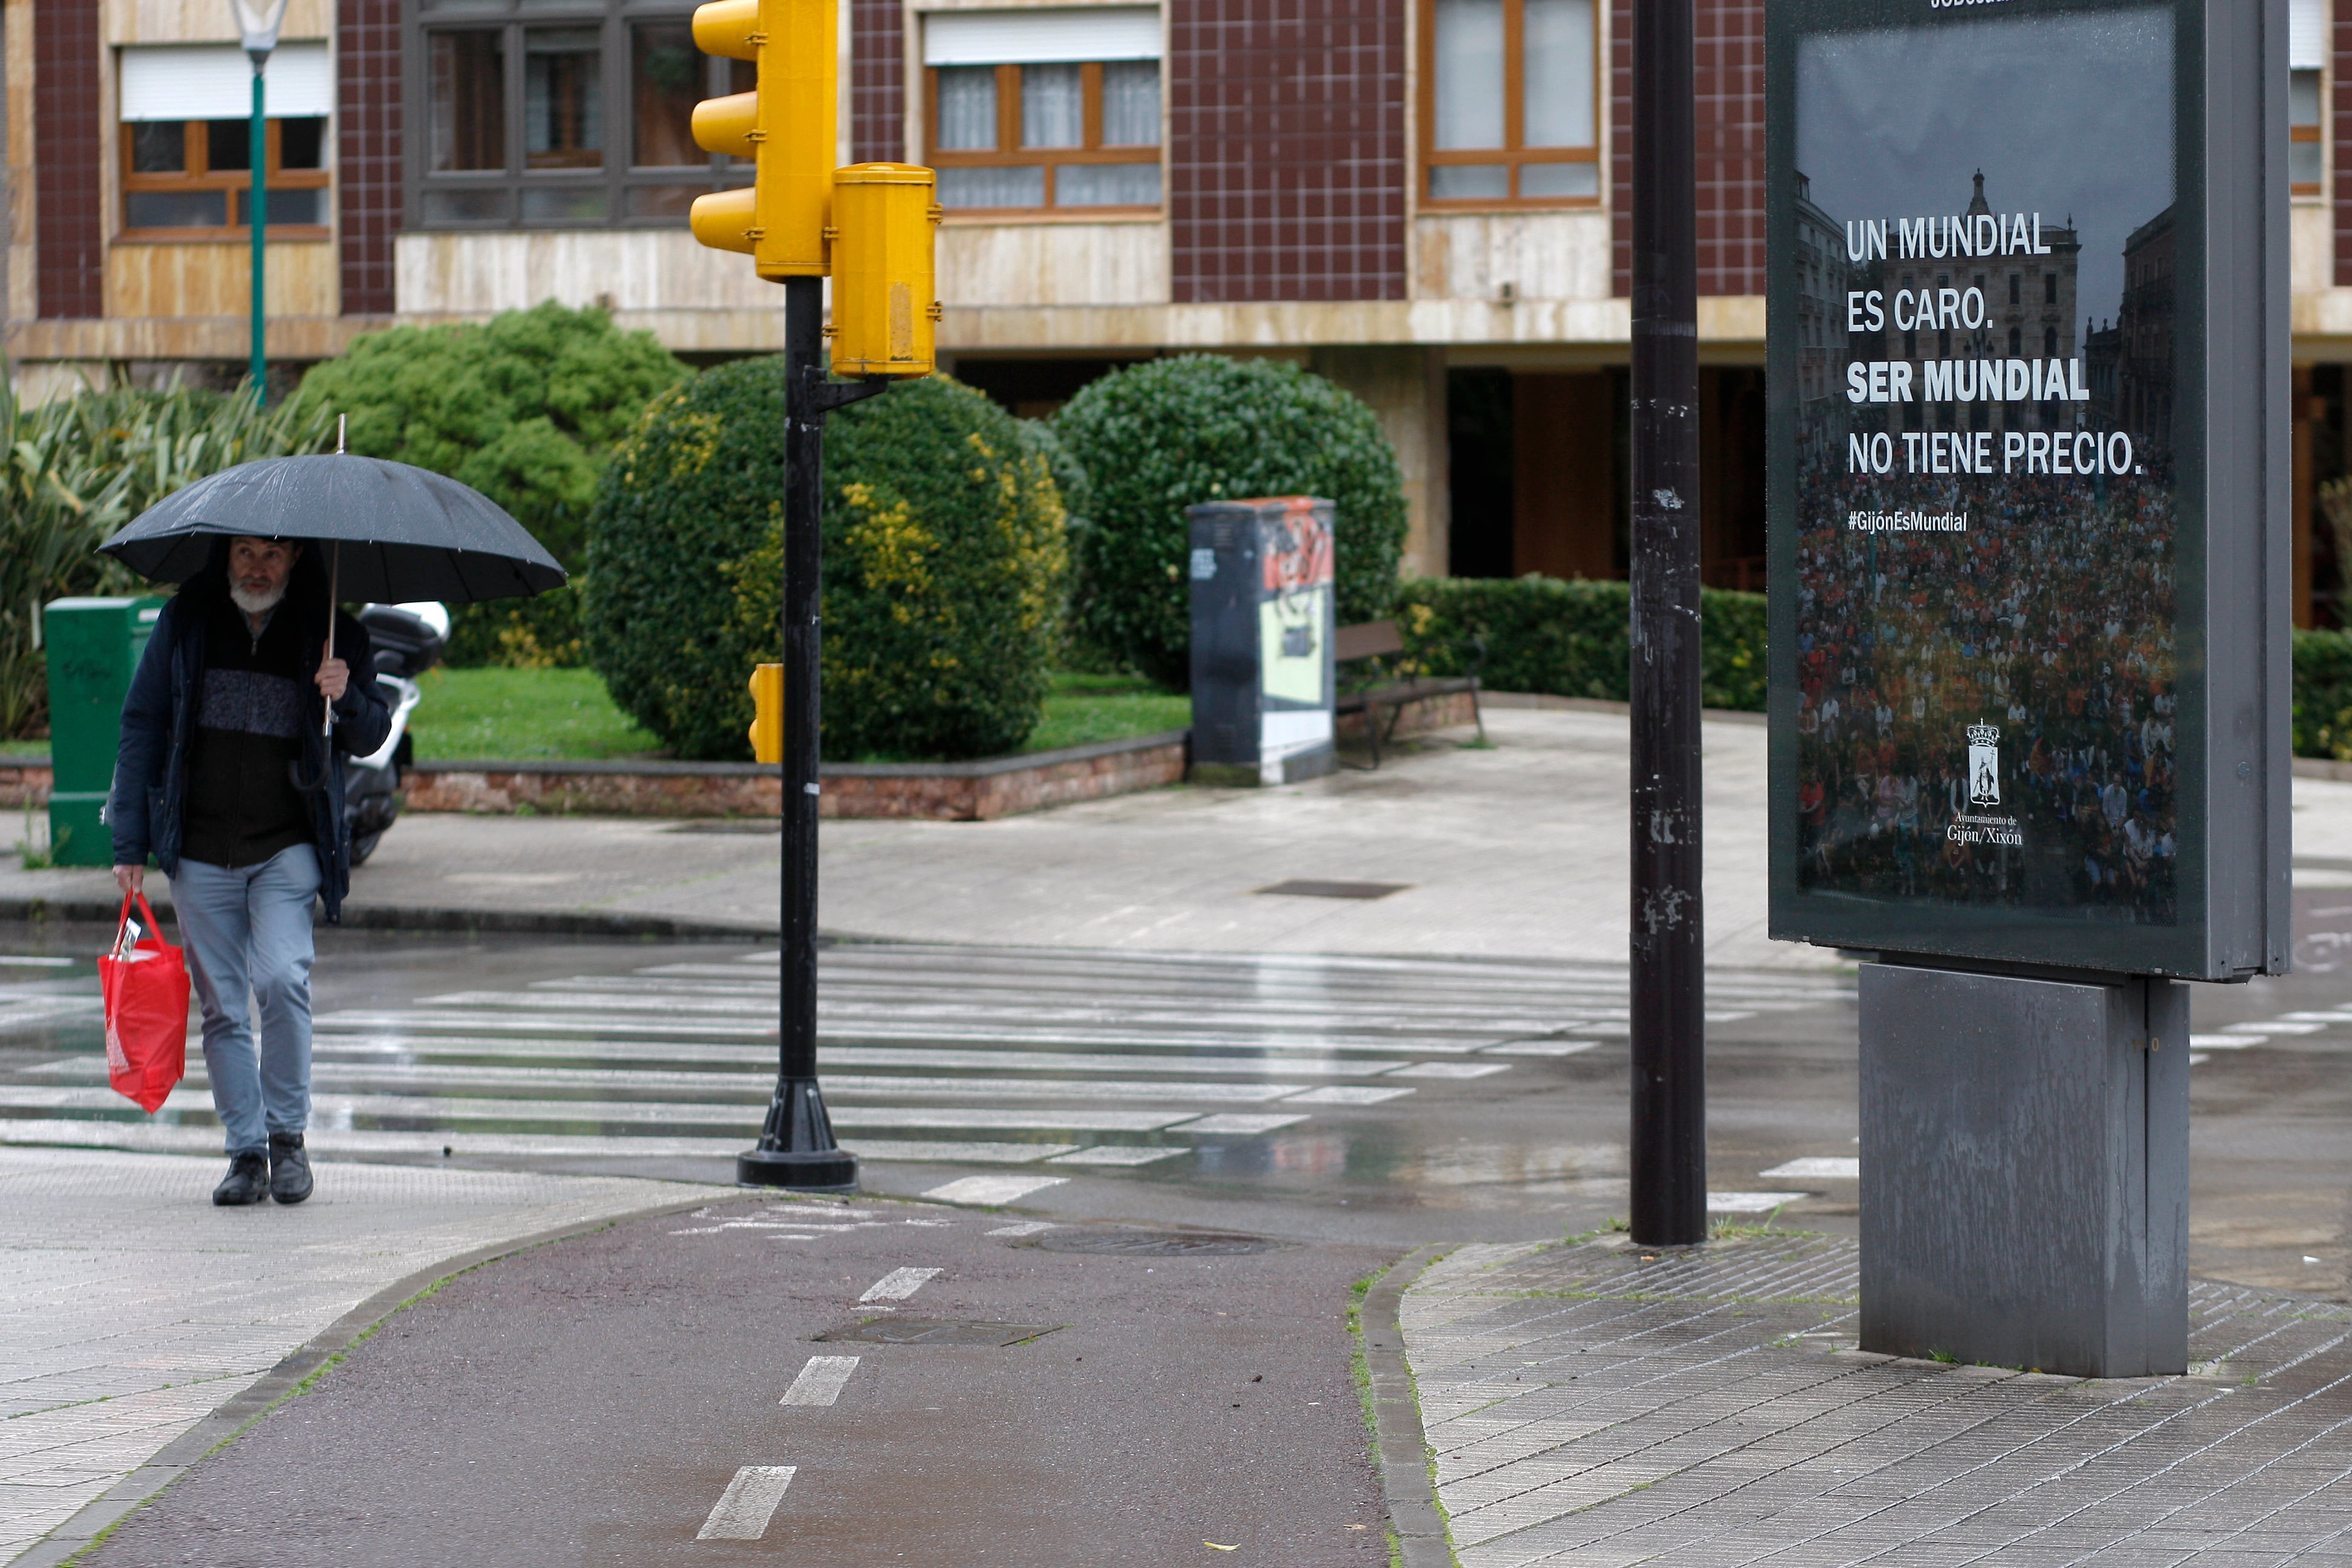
[100,891,189,1114]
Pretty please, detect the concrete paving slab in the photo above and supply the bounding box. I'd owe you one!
[15,707,2351,966]
[1401,1233,2352,1566]
[0,1148,719,1566]
[0,709,1826,967]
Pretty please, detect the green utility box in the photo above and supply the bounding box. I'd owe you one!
[44,597,166,868]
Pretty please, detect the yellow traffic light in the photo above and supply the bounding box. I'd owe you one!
[689,0,835,278]
[828,165,941,377]
[748,663,784,762]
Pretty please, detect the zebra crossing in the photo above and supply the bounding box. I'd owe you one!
[0,944,1854,1171]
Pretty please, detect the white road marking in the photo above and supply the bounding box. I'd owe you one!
[1707,1191,1808,1214]
[1480,1039,1601,1056]
[835,1108,1211,1132]
[923,1174,1068,1206]
[0,1122,1079,1165]
[858,1267,942,1303]
[0,1088,1226,1138]
[2189,1052,2212,1065]
[314,1035,1413,1079]
[1169,1113,1310,1135]
[0,955,73,967]
[986,1221,1057,1236]
[2189,1034,2254,1050]
[697,1466,795,1540]
[1386,1062,1514,1079]
[1278,1086,1416,1105]
[1048,1146,1190,1165]
[2225,1021,2325,1035]
[320,1009,1494,1056]
[780,1356,860,1406]
[1760,1157,1858,1180]
[287,1062,1318,1104]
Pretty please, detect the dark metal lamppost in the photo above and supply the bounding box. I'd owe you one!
[1627,0,1706,1247]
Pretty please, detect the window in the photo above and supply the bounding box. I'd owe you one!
[2292,0,2326,197]
[2292,68,2324,195]
[411,2,755,229]
[1420,0,1598,205]
[118,42,333,238]
[122,117,331,235]
[2008,273,2020,305]
[923,10,1163,214]
[2043,272,2057,305]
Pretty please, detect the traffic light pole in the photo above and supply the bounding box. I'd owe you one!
[739,275,886,1191]
[1627,0,1706,1246]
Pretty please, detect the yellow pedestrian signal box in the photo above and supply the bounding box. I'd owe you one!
[828,165,942,377]
[748,662,784,762]
[689,0,835,278]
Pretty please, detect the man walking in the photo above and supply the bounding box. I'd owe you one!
[111,536,391,1206]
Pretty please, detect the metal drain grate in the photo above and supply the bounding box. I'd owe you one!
[816,1319,1063,1346]
[1253,880,1410,900]
[1024,1229,1284,1256]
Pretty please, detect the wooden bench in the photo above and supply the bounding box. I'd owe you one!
[1333,618,1485,768]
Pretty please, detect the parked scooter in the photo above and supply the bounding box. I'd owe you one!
[344,602,449,866]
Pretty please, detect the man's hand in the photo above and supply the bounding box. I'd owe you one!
[316,655,350,704]
[114,864,143,897]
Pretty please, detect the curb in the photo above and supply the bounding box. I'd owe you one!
[17,1187,724,1568]
[1361,1243,1457,1568]
[0,893,776,941]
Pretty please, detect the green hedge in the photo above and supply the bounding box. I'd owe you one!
[295,302,687,668]
[586,363,1065,761]
[1053,356,1408,688]
[1394,574,1768,712]
[2296,629,2352,759]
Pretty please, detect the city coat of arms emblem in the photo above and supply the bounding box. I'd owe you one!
[1967,722,2001,808]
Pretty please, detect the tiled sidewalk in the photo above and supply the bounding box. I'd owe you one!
[0,1149,714,1564]
[1403,1234,2352,1566]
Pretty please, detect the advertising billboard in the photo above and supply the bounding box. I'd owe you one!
[1766,0,2289,978]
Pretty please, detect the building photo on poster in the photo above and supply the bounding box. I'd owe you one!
[1762,0,2278,975]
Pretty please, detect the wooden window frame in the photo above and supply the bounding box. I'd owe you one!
[2292,66,2325,200]
[407,1,753,234]
[119,119,333,242]
[924,62,1162,216]
[1417,0,1601,210]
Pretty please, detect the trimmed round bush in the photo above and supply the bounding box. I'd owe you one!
[586,361,1066,762]
[295,302,688,668]
[1054,355,1409,688]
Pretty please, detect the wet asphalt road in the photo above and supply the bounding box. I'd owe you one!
[10,892,2352,1563]
[79,1199,1393,1568]
[7,904,2352,1279]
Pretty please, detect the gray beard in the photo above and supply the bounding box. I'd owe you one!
[230,581,287,619]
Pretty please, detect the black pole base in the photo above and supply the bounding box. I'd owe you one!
[736,1145,858,1191]
[737,1076,858,1191]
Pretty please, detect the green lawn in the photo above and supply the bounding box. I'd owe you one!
[1021,672,1191,754]
[402,666,1187,763]
[409,667,667,761]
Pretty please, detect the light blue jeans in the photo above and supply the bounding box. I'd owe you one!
[172,844,321,1156]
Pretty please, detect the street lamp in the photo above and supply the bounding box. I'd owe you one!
[230,0,289,404]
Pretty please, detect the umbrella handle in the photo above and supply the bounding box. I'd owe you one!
[322,541,338,738]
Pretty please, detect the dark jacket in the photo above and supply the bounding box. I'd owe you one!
[109,546,393,923]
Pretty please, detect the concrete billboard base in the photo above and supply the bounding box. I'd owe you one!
[1858,961,2188,1379]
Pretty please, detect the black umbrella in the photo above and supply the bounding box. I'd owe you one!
[99,453,567,604]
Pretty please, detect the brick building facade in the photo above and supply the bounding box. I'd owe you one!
[6,0,2350,616]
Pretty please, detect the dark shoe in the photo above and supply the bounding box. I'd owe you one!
[268,1133,313,1205]
[213,1152,270,1206]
